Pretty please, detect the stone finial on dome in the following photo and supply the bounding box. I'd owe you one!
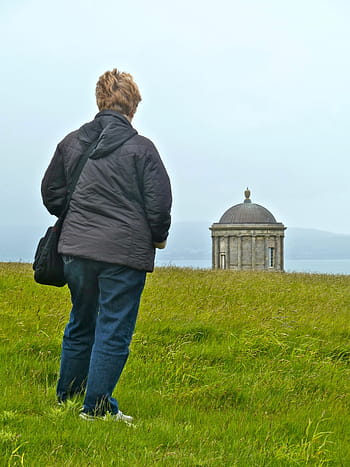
[244,187,251,204]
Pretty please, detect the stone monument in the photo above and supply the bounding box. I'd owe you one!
[210,189,286,271]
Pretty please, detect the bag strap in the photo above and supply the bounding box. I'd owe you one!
[59,139,97,220]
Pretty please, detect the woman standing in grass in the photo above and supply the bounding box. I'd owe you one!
[41,69,172,422]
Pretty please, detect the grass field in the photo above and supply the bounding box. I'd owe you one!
[0,263,350,466]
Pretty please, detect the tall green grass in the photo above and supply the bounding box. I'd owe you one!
[0,263,349,466]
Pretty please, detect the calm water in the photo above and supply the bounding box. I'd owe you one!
[155,258,350,275]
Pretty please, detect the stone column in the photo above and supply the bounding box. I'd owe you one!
[252,235,256,270]
[237,236,242,269]
[226,236,230,270]
[280,235,284,271]
[274,235,278,270]
[212,235,218,269]
[211,235,216,269]
[216,237,221,269]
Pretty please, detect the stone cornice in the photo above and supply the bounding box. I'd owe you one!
[210,223,286,231]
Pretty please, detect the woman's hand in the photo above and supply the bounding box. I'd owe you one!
[153,240,167,249]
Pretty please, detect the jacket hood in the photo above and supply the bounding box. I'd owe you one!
[78,110,137,159]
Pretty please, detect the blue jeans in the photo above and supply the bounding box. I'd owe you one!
[56,256,146,415]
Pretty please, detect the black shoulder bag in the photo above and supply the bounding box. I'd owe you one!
[33,141,96,287]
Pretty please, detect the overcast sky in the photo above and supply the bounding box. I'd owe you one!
[1,0,350,235]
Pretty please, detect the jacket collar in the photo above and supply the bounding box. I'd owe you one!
[95,110,132,127]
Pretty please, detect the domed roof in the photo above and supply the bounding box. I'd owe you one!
[219,189,277,224]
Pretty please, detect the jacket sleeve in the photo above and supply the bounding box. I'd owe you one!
[41,144,68,217]
[142,146,172,243]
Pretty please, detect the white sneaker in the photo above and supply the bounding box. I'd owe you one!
[79,410,133,425]
[111,411,134,424]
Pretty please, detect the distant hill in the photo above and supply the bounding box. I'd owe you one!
[0,225,42,262]
[0,222,350,262]
[157,222,350,262]
[285,228,350,259]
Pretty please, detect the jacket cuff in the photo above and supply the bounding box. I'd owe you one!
[152,232,169,243]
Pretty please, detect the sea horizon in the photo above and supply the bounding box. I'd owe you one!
[155,258,350,275]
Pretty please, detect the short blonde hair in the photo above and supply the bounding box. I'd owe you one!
[95,68,142,117]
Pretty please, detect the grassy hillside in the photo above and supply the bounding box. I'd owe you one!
[1,263,350,466]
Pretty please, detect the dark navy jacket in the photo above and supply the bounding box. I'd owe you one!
[41,110,172,272]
